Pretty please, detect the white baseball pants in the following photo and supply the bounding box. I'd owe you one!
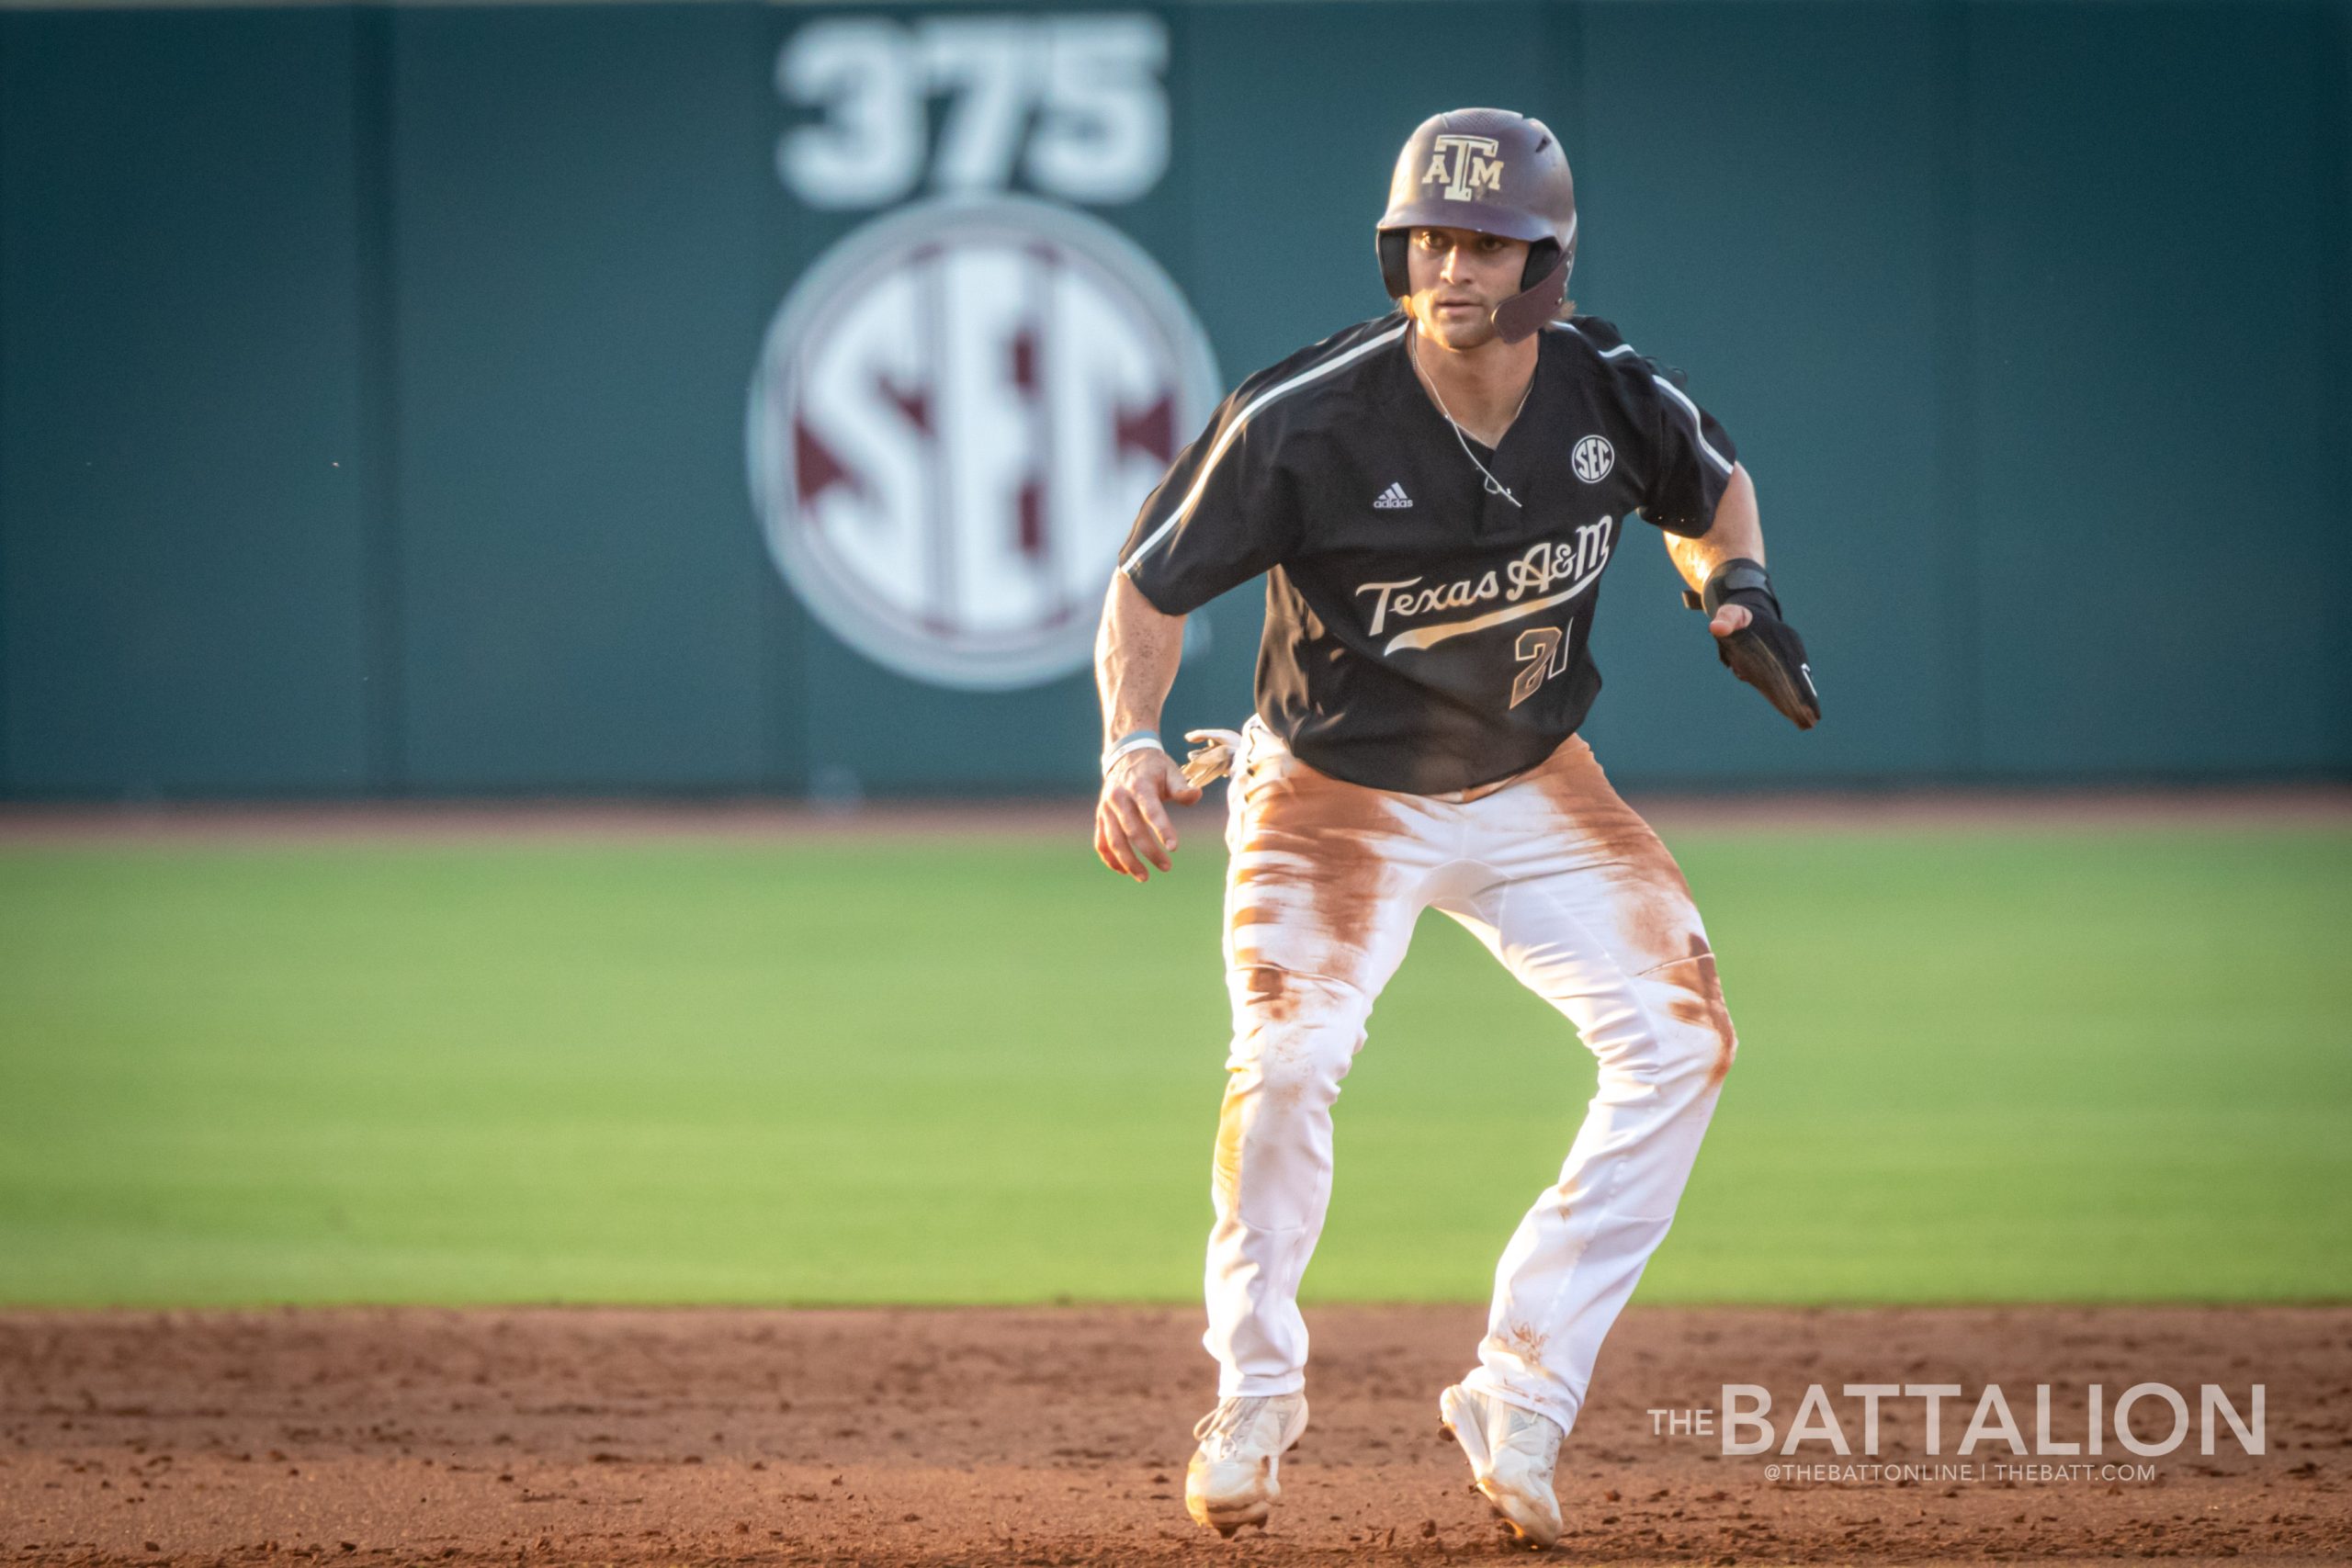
[1204,716,1736,1437]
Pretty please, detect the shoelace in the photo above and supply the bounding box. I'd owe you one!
[1193,1395,1288,1459]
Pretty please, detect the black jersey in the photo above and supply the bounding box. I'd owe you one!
[1117,312,1738,795]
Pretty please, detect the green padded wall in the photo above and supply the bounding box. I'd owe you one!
[2,1,2344,798]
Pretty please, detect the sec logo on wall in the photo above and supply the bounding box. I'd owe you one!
[747,13,1215,692]
[748,197,1216,691]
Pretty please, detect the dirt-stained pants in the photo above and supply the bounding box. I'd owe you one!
[1206,717,1736,1437]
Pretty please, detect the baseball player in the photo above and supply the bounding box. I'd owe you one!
[1092,108,1818,1548]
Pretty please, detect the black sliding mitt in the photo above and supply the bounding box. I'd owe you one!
[1684,558,1821,730]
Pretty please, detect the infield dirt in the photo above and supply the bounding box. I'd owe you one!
[2,1305,2345,1567]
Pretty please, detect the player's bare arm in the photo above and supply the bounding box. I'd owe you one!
[1665,463,1822,729]
[1091,571,1201,883]
[1666,462,1764,636]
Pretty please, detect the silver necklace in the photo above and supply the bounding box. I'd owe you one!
[1411,328,1532,509]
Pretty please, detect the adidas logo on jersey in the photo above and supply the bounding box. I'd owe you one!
[1373,481,1413,510]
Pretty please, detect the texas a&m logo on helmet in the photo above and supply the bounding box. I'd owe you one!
[1423,135,1507,201]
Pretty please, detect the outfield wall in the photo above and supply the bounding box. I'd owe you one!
[3,0,2346,799]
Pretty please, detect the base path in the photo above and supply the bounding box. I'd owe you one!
[1,1305,2344,1566]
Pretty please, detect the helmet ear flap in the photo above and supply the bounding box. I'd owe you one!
[1492,244,1572,343]
[1521,237,1561,292]
[1377,229,1411,301]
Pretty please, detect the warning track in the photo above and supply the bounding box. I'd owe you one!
[0,785,2344,847]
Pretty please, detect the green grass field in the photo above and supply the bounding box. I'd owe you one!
[1,822,2346,1308]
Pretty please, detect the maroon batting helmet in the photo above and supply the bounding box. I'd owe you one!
[1376,107,1577,343]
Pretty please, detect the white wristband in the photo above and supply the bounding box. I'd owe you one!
[1101,730,1166,775]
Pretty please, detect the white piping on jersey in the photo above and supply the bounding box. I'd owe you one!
[1119,322,1409,575]
[1551,321,1736,477]
[1649,374,1735,476]
[1382,558,1608,654]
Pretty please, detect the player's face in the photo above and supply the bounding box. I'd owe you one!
[1404,226,1531,350]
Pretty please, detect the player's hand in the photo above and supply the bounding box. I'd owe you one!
[1094,748,1202,883]
[1709,601,1821,730]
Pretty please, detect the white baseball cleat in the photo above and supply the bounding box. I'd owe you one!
[1439,1382,1564,1549]
[1183,1392,1309,1537]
